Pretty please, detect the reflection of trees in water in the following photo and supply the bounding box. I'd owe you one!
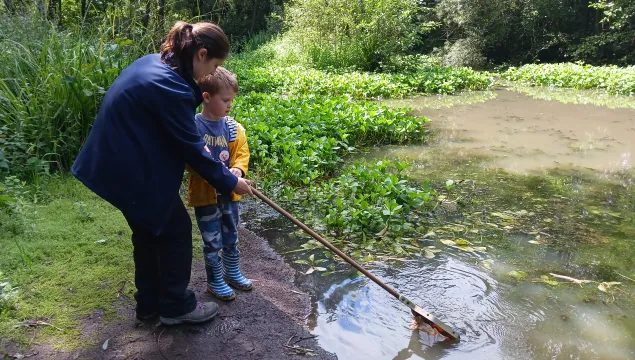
[509,86,635,109]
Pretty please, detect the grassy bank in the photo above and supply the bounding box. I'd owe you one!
[502,63,635,95]
[0,176,135,349]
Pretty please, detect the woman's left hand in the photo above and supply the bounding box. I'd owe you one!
[229,168,243,178]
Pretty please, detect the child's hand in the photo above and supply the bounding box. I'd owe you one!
[230,168,243,178]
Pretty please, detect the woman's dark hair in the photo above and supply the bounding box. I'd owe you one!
[160,21,230,78]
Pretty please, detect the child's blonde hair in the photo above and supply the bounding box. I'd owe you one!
[198,67,238,95]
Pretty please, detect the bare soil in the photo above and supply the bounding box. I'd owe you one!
[3,228,336,360]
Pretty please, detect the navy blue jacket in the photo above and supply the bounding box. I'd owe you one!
[71,54,238,235]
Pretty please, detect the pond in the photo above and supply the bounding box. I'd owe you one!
[242,87,635,359]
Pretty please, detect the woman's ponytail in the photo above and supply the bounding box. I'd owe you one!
[160,20,229,79]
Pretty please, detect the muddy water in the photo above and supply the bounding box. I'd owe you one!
[383,88,635,174]
[243,87,635,360]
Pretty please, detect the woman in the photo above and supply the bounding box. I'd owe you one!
[71,21,253,325]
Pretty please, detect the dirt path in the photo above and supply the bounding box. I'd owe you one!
[14,228,336,360]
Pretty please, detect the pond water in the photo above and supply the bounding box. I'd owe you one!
[242,87,635,360]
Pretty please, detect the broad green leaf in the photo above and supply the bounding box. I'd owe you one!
[306,268,315,275]
[508,270,528,281]
[455,239,469,246]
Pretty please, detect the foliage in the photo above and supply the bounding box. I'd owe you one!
[286,0,420,71]
[502,63,635,95]
[0,18,142,178]
[0,270,18,315]
[433,0,635,66]
[231,93,427,186]
[308,160,435,239]
[230,62,494,99]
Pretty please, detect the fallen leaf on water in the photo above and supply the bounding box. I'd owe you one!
[102,339,109,351]
[473,246,487,251]
[598,282,621,293]
[457,246,475,252]
[482,259,494,269]
[422,231,436,239]
[440,239,456,246]
[424,250,435,259]
[528,240,545,245]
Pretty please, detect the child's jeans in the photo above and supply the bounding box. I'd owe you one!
[194,200,241,270]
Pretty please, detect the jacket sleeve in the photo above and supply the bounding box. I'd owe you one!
[152,80,237,194]
[230,122,250,177]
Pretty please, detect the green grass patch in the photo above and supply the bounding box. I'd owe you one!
[502,63,635,96]
[0,176,136,350]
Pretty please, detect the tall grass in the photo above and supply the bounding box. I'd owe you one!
[0,16,149,178]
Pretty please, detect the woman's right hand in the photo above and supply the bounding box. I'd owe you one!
[233,177,253,196]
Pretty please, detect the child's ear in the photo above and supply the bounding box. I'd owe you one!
[202,92,211,103]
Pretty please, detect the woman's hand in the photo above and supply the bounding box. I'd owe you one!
[229,168,243,178]
[233,177,253,195]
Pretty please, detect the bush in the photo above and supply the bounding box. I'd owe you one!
[440,38,486,69]
[0,17,144,179]
[286,0,420,71]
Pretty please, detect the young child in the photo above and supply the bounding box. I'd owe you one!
[187,67,252,301]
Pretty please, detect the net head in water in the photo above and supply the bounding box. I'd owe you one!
[410,313,451,346]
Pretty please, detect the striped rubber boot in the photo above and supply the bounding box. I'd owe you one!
[222,251,253,291]
[205,261,235,301]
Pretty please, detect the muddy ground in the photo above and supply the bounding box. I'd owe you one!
[5,228,337,360]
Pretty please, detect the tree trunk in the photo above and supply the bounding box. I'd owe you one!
[159,0,165,30]
[250,0,257,34]
[47,0,55,20]
[3,0,14,14]
[57,0,62,28]
[142,0,151,31]
[37,0,46,16]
